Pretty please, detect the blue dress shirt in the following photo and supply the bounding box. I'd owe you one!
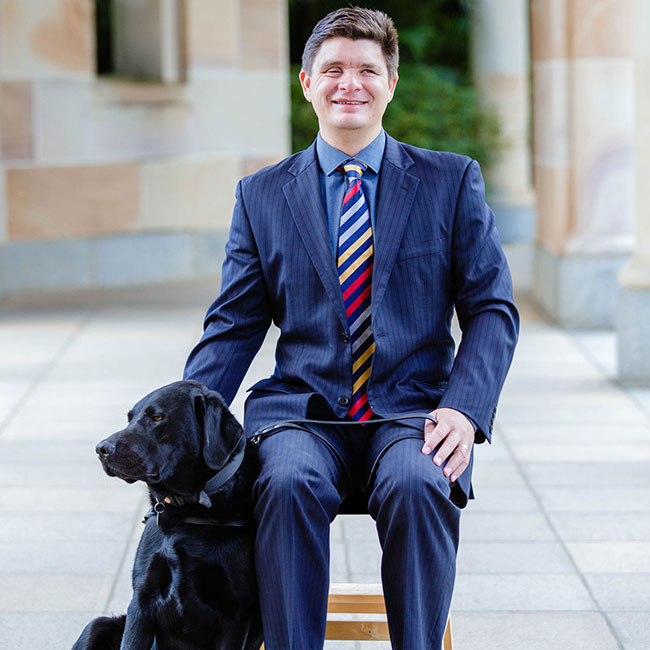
[315,131,386,254]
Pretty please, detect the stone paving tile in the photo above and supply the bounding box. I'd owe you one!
[511,442,650,463]
[331,539,350,582]
[502,388,638,410]
[549,511,650,541]
[349,571,382,583]
[523,462,650,487]
[501,422,650,443]
[331,516,344,540]
[585,573,650,611]
[0,512,134,542]
[630,388,650,420]
[459,511,556,542]
[456,541,574,574]
[0,439,104,464]
[340,514,376,538]
[536,486,650,512]
[566,541,650,573]
[472,436,513,462]
[450,611,620,650]
[1,419,128,442]
[0,485,146,513]
[451,574,596,611]
[0,575,113,611]
[469,461,526,487]
[106,568,133,615]
[345,539,383,576]
[465,485,539,511]
[0,612,104,650]
[607,611,650,650]
[1,539,127,574]
[0,463,113,488]
[0,379,31,412]
[501,404,648,425]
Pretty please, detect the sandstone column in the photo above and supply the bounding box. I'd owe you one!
[470,0,535,244]
[617,0,650,380]
[531,0,634,327]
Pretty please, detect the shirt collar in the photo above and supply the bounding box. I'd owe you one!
[316,130,386,177]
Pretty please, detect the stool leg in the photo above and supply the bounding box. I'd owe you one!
[442,618,453,650]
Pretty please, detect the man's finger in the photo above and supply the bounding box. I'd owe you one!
[442,444,471,481]
[421,421,451,454]
[430,435,459,465]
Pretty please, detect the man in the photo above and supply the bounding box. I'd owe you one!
[184,7,518,649]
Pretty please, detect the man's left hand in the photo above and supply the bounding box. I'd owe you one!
[421,408,474,482]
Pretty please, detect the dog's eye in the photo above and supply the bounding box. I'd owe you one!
[153,415,164,422]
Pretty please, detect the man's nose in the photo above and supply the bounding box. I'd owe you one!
[339,70,362,91]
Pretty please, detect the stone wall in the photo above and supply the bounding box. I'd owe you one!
[0,0,290,295]
[530,0,634,327]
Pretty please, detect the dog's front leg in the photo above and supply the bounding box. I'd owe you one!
[119,599,155,650]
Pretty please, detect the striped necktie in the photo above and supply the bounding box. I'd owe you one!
[337,160,374,422]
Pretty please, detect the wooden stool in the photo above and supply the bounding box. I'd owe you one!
[260,582,453,649]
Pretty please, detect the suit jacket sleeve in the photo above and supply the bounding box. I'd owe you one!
[183,180,272,404]
[437,159,519,442]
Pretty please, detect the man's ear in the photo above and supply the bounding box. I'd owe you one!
[387,73,399,103]
[193,389,243,471]
[299,68,312,102]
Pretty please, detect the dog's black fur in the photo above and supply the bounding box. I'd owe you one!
[71,380,262,650]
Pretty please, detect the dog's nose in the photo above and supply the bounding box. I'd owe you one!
[96,440,116,457]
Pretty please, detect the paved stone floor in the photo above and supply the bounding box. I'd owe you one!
[1,267,649,649]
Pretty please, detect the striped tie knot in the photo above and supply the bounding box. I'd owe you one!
[342,160,367,182]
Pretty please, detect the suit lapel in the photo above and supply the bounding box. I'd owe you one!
[372,136,419,313]
[283,146,349,329]
[282,137,419,328]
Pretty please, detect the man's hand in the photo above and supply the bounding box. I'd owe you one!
[421,407,474,483]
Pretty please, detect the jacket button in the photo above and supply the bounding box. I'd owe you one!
[341,332,350,343]
[338,396,350,406]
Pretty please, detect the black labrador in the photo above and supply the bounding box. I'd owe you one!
[72,380,263,650]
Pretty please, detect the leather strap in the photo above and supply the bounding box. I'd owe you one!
[250,411,437,446]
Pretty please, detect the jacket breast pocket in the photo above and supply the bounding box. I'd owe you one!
[396,236,446,262]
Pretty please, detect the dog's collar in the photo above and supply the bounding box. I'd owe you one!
[146,434,248,526]
[202,433,247,495]
[143,503,251,528]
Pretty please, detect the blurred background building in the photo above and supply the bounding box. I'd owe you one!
[0,0,649,380]
[0,0,289,293]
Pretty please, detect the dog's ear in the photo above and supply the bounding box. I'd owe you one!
[193,388,244,470]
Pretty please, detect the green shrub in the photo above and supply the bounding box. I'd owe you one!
[289,63,501,168]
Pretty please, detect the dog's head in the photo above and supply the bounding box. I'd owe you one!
[95,380,243,494]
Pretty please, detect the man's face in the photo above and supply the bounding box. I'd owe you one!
[299,37,398,146]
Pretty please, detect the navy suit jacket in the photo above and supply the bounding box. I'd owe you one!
[184,135,519,506]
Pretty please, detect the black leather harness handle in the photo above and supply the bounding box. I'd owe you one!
[250,411,437,446]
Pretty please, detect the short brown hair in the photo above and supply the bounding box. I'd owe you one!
[302,7,399,79]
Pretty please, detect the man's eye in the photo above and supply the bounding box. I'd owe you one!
[153,415,164,422]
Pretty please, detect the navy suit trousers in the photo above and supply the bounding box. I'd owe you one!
[252,424,461,649]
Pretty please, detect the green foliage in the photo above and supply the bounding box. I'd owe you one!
[289,64,501,168]
[289,0,471,70]
[383,64,501,165]
[289,67,319,152]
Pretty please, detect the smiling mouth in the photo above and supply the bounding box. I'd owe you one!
[333,101,367,105]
